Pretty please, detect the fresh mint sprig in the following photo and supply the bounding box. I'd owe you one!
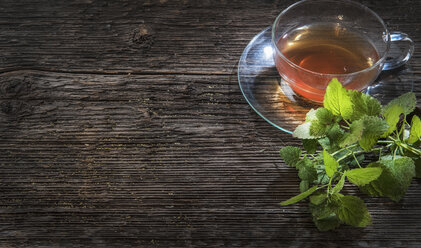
[279,78,421,231]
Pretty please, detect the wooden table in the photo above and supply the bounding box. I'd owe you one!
[0,0,420,247]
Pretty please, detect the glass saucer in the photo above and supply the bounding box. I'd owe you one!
[238,27,414,134]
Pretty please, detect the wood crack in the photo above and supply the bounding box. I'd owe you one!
[0,67,234,76]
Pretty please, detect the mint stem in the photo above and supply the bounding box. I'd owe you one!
[337,148,382,163]
[378,140,393,144]
[327,177,333,194]
[337,151,363,163]
[399,146,405,156]
[345,147,362,168]
[344,119,351,126]
[317,184,329,190]
[401,143,421,156]
[351,152,362,168]
[388,136,421,156]
[341,125,350,130]
[393,147,398,160]
[398,116,406,139]
[331,144,359,156]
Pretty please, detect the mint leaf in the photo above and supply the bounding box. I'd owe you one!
[383,92,416,116]
[407,115,421,144]
[363,157,415,202]
[348,90,382,121]
[310,121,329,137]
[305,108,318,122]
[382,104,404,137]
[302,139,318,154]
[294,108,339,139]
[293,109,321,139]
[325,123,345,151]
[315,164,330,185]
[310,193,327,205]
[297,158,317,182]
[316,108,335,123]
[332,173,346,194]
[340,119,364,147]
[280,146,301,167]
[309,200,340,231]
[381,155,415,188]
[347,167,383,186]
[318,125,344,153]
[313,214,341,231]
[300,180,309,193]
[281,185,318,206]
[294,122,317,139]
[334,194,372,227]
[318,137,331,152]
[341,115,388,150]
[359,116,389,151]
[323,150,338,178]
[323,78,354,120]
[309,108,336,136]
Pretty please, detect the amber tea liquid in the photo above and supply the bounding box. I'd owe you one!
[274,23,380,102]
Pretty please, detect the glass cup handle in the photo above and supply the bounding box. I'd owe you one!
[383,32,415,70]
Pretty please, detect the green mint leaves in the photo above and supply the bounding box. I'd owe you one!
[340,116,388,151]
[346,167,383,186]
[358,116,389,151]
[279,146,301,167]
[281,186,318,206]
[310,108,336,137]
[363,157,415,202]
[323,78,354,120]
[348,90,382,121]
[407,115,421,144]
[332,173,346,194]
[279,78,420,231]
[383,104,404,137]
[383,92,416,116]
[323,150,338,178]
[335,195,372,227]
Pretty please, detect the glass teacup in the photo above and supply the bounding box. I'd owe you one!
[272,0,414,102]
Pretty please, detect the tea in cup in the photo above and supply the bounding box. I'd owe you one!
[272,0,414,102]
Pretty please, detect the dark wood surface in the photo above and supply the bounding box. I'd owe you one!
[0,0,420,247]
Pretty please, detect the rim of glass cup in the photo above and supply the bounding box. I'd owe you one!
[271,0,391,77]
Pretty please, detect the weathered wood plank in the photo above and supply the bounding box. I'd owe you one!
[0,0,420,247]
[0,71,420,247]
[0,0,419,74]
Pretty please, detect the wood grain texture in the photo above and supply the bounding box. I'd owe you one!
[0,0,420,247]
[0,0,420,74]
